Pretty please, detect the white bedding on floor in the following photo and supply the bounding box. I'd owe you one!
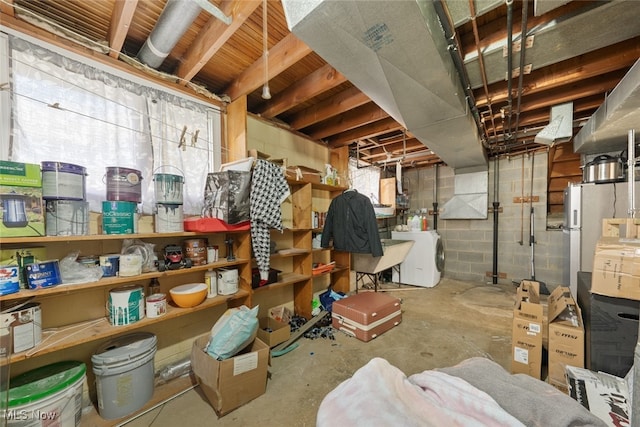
[316,357,524,427]
[317,357,607,427]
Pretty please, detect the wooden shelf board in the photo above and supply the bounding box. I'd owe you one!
[0,230,247,245]
[0,259,250,302]
[311,265,348,278]
[4,289,250,365]
[251,272,310,293]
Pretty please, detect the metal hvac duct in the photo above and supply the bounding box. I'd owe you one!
[137,0,204,69]
[281,0,488,171]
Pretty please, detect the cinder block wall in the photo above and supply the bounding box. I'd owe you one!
[402,151,564,288]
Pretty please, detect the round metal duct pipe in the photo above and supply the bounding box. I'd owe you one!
[137,0,203,69]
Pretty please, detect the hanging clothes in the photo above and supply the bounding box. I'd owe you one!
[321,189,383,257]
[250,159,290,284]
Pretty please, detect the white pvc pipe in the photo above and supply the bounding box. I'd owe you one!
[628,129,635,218]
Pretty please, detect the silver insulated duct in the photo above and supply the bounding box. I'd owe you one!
[137,0,203,69]
[282,0,487,171]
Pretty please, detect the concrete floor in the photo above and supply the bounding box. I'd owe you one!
[122,278,517,426]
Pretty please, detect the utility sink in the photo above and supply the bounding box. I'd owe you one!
[373,204,395,217]
[351,239,415,274]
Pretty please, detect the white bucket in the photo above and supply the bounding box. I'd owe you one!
[3,361,85,427]
[91,333,157,420]
[45,200,89,236]
[107,285,145,326]
[154,203,184,233]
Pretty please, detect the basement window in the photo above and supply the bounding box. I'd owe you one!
[349,158,381,204]
[3,35,221,216]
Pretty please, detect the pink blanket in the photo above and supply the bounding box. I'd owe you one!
[317,357,524,427]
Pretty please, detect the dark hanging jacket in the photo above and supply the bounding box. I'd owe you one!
[321,190,383,257]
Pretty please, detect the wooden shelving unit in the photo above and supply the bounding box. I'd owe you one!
[1,228,253,368]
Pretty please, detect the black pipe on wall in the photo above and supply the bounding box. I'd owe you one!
[492,157,500,284]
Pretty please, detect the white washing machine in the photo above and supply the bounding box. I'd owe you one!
[391,230,444,287]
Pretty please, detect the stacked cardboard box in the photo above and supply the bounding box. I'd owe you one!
[511,280,544,379]
[547,286,585,389]
[591,237,640,301]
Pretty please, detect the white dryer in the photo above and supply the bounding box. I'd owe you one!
[391,230,444,287]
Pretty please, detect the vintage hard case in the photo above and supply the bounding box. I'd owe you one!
[331,292,402,342]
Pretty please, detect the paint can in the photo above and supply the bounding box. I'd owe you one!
[154,203,184,233]
[25,260,61,289]
[217,268,238,295]
[105,167,142,203]
[183,239,207,266]
[145,293,167,318]
[153,168,184,204]
[41,161,87,201]
[1,302,42,354]
[102,201,138,234]
[0,265,20,296]
[99,254,120,277]
[45,200,89,236]
[108,285,145,326]
[118,254,142,277]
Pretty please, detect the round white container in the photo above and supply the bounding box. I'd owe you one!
[154,203,184,233]
[3,361,85,427]
[107,285,145,326]
[145,293,167,318]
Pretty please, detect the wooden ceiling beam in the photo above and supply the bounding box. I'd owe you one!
[328,117,404,148]
[257,64,347,118]
[177,0,260,85]
[1,0,14,17]
[474,38,640,106]
[286,86,370,130]
[224,33,312,101]
[306,103,389,140]
[108,0,138,59]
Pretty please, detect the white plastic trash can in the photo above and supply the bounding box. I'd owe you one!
[91,332,157,420]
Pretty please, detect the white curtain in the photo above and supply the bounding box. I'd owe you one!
[348,158,380,204]
[7,36,220,216]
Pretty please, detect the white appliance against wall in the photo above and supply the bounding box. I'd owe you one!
[562,183,581,298]
[391,230,444,287]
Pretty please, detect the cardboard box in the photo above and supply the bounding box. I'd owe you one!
[257,317,290,348]
[0,161,45,237]
[591,237,640,301]
[547,286,584,388]
[285,165,321,183]
[0,247,47,289]
[191,335,269,416]
[566,366,631,426]
[269,305,293,324]
[511,280,544,379]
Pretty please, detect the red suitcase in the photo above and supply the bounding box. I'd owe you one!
[331,292,402,342]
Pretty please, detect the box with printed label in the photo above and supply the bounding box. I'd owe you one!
[591,237,640,301]
[0,161,45,237]
[511,280,544,379]
[191,335,269,416]
[547,286,584,388]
